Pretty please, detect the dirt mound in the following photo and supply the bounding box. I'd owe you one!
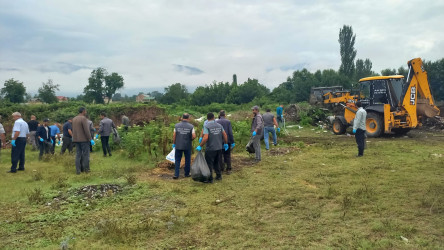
[109,106,166,127]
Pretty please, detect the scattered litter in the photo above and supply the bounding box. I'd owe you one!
[400,236,409,243]
[323,131,328,133]
[321,163,326,166]
[431,153,443,158]
[366,141,370,143]
[287,125,295,128]
[311,128,315,131]
[297,125,303,129]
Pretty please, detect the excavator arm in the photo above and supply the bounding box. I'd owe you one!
[403,58,440,124]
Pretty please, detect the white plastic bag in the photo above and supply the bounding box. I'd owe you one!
[166,148,175,163]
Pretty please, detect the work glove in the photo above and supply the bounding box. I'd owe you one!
[252,131,257,136]
[39,138,44,142]
[90,140,95,146]
[231,143,235,149]
[224,144,229,151]
[95,134,99,139]
[172,144,175,149]
[277,127,281,133]
[51,139,54,144]
[196,145,202,151]
[199,137,202,144]
[58,140,61,145]
[353,129,356,134]
[11,140,16,147]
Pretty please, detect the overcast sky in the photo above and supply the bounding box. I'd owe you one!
[1,0,443,96]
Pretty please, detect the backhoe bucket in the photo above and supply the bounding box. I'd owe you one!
[417,99,440,118]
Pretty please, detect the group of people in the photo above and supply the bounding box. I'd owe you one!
[0,103,367,177]
[0,107,123,174]
[172,105,284,183]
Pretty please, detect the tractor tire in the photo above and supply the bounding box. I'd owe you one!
[392,128,411,135]
[365,112,383,138]
[332,118,346,135]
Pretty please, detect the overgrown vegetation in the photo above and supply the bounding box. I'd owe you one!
[0,127,442,249]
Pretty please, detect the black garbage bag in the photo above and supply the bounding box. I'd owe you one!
[246,137,255,154]
[191,151,211,182]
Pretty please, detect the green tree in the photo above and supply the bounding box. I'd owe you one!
[355,58,374,80]
[424,58,444,101]
[160,83,189,104]
[38,79,60,104]
[104,72,124,104]
[339,25,357,78]
[84,67,107,104]
[233,74,237,85]
[1,78,26,103]
[381,68,397,76]
[226,78,269,104]
[149,91,164,101]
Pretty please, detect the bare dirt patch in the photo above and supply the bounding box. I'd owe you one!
[267,147,301,156]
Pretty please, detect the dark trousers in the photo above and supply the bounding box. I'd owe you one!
[51,136,56,153]
[174,149,191,177]
[11,138,26,172]
[39,141,51,160]
[355,129,365,156]
[75,142,90,174]
[220,148,232,171]
[61,136,73,154]
[101,136,112,156]
[205,150,222,181]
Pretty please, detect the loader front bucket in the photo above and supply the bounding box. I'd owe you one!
[417,99,440,117]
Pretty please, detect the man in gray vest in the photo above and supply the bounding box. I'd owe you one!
[97,112,116,157]
[172,113,196,179]
[196,112,228,183]
[262,108,280,150]
[217,110,235,174]
[251,106,264,162]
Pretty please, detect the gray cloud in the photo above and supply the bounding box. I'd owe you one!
[0,67,20,72]
[0,0,443,96]
[38,62,93,74]
[173,64,204,75]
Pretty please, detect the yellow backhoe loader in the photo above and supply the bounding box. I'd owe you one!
[313,58,440,137]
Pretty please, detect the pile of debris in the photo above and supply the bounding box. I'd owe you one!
[284,104,301,122]
[75,184,122,199]
[422,116,444,131]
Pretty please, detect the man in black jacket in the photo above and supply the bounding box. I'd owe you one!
[217,110,235,174]
[36,118,52,160]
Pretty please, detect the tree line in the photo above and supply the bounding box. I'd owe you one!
[1,25,443,105]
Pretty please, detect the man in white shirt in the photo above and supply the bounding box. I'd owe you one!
[353,101,367,157]
[9,112,30,173]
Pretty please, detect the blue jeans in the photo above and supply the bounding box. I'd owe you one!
[264,126,277,150]
[175,149,191,177]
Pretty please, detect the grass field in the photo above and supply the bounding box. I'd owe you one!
[0,127,443,249]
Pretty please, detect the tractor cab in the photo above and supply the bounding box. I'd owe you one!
[358,75,405,112]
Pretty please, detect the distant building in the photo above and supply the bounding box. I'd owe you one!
[136,94,155,103]
[57,96,69,102]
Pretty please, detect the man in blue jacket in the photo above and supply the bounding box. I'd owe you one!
[36,118,52,160]
[217,110,235,175]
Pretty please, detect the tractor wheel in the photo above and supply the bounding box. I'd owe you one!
[366,112,383,137]
[392,128,411,135]
[332,118,346,135]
